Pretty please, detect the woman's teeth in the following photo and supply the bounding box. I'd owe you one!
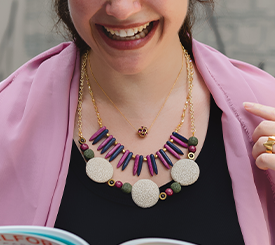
[104,22,151,40]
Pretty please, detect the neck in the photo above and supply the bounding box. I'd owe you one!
[86,40,187,124]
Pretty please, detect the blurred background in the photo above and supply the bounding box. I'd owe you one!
[0,0,275,81]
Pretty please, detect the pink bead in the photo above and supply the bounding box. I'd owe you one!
[133,155,139,175]
[156,151,170,169]
[146,155,154,176]
[115,181,123,188]
[97,135,113,150]
[170,135,188,148]
[89,126,106,141]
[164,144,180,159]
[80,144,89,151]
[105,143,121,158]
[188,145,196,153]
[165,188,173,196]
[117,150,130,168]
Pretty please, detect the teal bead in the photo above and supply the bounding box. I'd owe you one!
[121,183,132,194]
[188,136,198,146]
[171,182,181,193]
[84,149,94,160]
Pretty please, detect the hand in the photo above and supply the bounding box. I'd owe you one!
[244,102,275,171]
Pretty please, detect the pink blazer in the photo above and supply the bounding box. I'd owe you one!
[0,41,274,244]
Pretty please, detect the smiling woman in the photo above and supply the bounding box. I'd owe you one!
[0,0,275,245]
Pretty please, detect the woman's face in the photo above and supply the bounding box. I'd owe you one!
[68,0,189,74]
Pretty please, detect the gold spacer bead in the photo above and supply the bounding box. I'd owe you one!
[122,149,126,153]
[132,155,136,159]
[144,157,147,161]
[170,139,174,143]
[159,192,167,201]
[107,179,115,187]
[155,155,158,159]
[115,141,118,145]
[163,148,167,152]
[106,133,110,137]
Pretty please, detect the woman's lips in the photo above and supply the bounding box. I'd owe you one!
[96,21,159,50]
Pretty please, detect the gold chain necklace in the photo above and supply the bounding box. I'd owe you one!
[77,47,199,208]
[87,49,185,138]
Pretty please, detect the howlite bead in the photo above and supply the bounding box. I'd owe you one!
[122,183,132,194]
[109,145,124,162]
[83,149,94,160]
[137,155,143,176]
[101,138,116,154]
[188,136,198,146]
[172,132,188,143]
[150,154,158,175]
[122,152,133,170]
[160,149,173,166]
[166,141,184,155]
[171,182,181,193]
[92,129,109,145]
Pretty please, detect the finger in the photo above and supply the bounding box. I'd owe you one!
[256,153,275,171]
[252,136,275,159]
[252,120,275,142]
[243,102,275,121]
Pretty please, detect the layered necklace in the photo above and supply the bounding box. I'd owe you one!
[77,46,199,208]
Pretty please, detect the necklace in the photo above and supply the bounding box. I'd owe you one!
[87,50,184,138]
[77,47,199,208]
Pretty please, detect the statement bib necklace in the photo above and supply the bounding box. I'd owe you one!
[77,46,199,208]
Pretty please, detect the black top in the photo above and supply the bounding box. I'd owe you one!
[55,98,245,245]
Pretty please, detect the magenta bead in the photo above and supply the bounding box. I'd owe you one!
[115,181,123,188]
[105,143,121,158]
[97,135,113,150]
[133,155,140,175]
[156,151,170,169]
[188,145,196,153]
[117,150,130,168]
[165,188,173,196]
[170,135,188,148]
[146,155,154,176]
[80,144,89,151]
[89,126,106,141]
[164,144,180,159]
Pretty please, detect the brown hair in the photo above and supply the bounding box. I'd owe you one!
[53,0,214,58]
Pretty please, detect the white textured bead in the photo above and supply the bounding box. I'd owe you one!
[132,179,159,208]
[86,157,113,183]
[171,159,200,186]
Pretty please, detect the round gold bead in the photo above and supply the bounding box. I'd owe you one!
[106,133,110,137]
[107,179,115,187]
[188,152,195,160]
[155,155,158,158]
[144,157,147,161]
[132,155,136,159]
[159,192,167,200]
[170,139,174,143]
[122,149,126,153]
[163,148,167,152]
[115,141,118,145]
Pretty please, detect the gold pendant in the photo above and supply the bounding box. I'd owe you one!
[138,126,148,138]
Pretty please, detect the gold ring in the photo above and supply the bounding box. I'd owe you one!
[263,136,275,153]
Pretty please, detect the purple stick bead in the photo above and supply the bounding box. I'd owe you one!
[97,135,113,150]
[133,154,139,175]
[146,155,154,176]
[89,126,106,141]
[156,151,170,169]
[170,135,188,148]
[117,150,130,168]
[165,144,181,159]
[105,143,121,159]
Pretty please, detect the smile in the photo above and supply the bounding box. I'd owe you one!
[103,22,153,41]
[96,21,159,50]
